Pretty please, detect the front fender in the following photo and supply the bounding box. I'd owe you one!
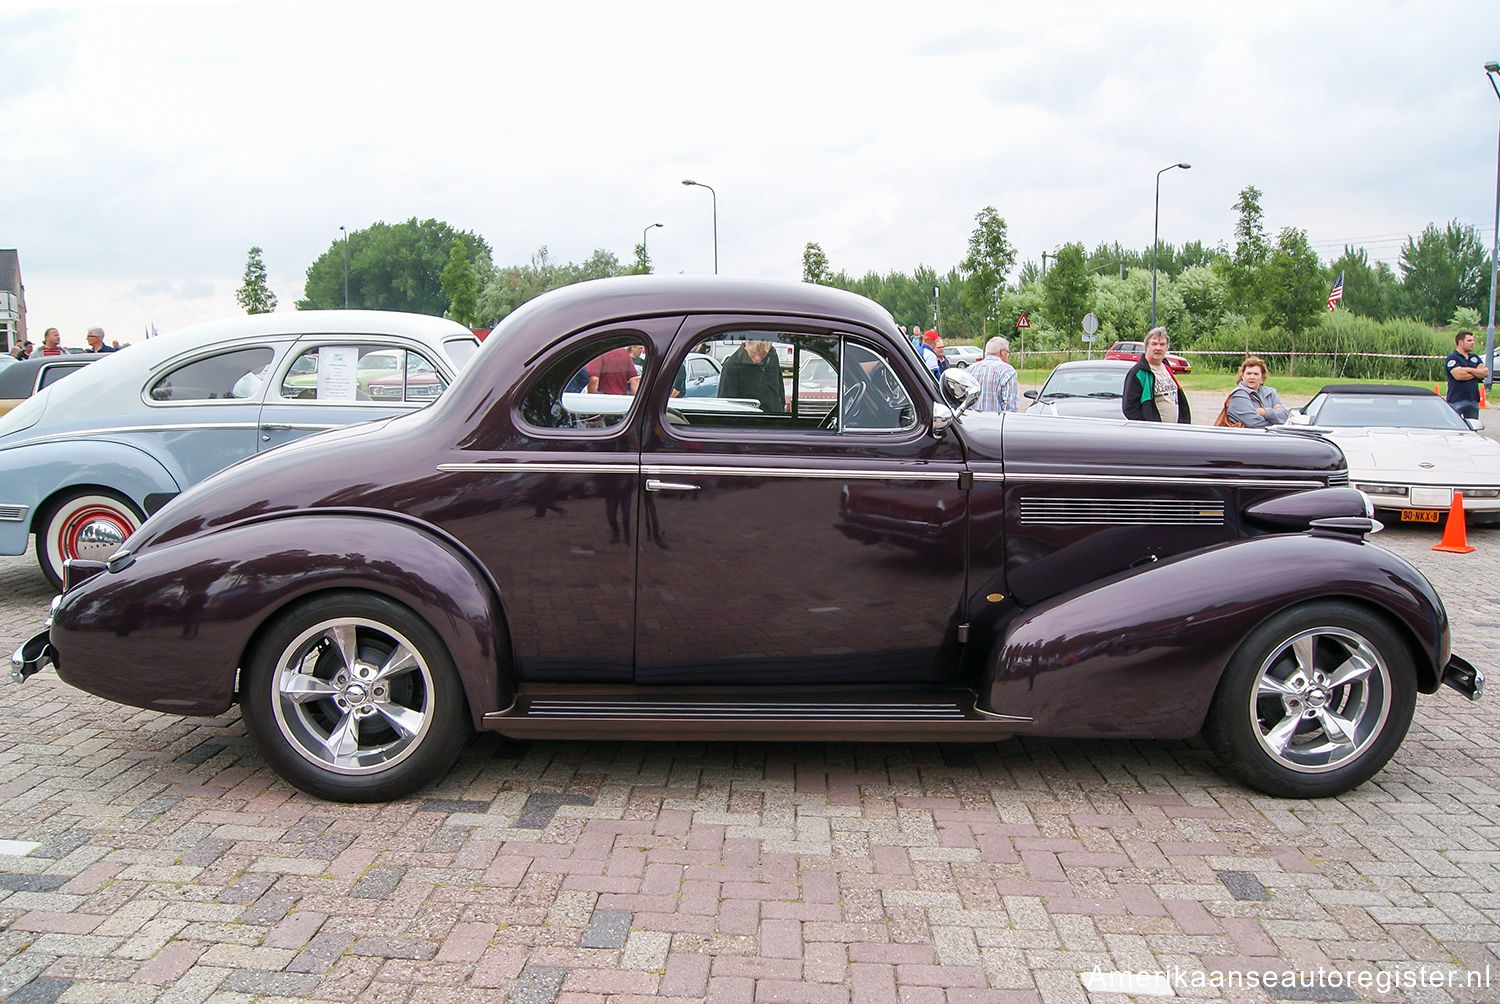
[984,533,1447,739]
[0,439,179,555]
[49,513,507,724]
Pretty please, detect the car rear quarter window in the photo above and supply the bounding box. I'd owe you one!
[278,345,445,404]
[521,336,648,432]
[149,347,276,402]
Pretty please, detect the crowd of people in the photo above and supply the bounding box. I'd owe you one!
[8,326,119,360]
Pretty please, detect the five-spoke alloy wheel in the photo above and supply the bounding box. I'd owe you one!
[1205,601,1417,798]
[243,593,470,802]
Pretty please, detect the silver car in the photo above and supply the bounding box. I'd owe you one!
[0,310,478,586]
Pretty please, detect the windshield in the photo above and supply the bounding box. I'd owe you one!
[1040,367,1124,400]
[1314,394,1470,431]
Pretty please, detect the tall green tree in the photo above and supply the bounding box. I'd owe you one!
[235,246,277,314]
[298,218,491,314]
[630,243,652,275]
[1040,242,1092,338]
[1327,246,1402,321]
[439,240,480,328]
[1398,220,1490,326]
[802,242,833,285]
[959,207,1017,337]
[1262,227,1327,373]
[1222,185,1268,318]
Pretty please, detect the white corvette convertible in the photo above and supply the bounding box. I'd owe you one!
[1292,384,1500,523]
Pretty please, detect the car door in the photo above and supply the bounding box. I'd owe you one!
[635,319,969,687]
[140,344,279,487]
[258,339,451,451]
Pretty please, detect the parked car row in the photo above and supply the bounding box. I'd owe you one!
[11,277,1480,807]
[0,311,479,587]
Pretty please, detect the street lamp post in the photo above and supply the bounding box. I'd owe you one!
[642,222,663,250]
[1484,62,1500,389]
[681,179,717,274]
[1151,162,1191,327]
[339,226,349,309]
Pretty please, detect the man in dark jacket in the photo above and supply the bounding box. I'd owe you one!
[718,340,786,415]
[1122,327,1191,423]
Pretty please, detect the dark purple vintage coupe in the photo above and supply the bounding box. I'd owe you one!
[12,278,1483,802]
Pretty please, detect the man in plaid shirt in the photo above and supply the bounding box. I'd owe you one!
[965,336,1018,413]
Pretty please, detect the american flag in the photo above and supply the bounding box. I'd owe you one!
[1327,271,1344,311]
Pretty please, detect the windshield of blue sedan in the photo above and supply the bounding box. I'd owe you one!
[1040,367,1124,400]
[1314,394,1470,430]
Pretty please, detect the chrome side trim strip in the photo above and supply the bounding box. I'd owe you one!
[436,462,641,475]
[971,707,1035,723]
[0,505,27,522]
[643,465,959,482]
[992,471,1316,489]
[437,462,960,482]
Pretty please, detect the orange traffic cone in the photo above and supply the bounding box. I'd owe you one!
[1482,385,1488,410]
[1433,492,1476,554]
[1434,384,1442,396]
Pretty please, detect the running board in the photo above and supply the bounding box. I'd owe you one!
[482,687,1030,742]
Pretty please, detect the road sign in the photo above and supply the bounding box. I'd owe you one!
[1016,312,1030,329]
[1081,333,1096,343]
[1082,313,1099,335]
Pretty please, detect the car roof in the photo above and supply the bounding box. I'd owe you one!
[1314,384,1439,397]
[0,354,103,397]
[1051,359,1134,371]
[490,276,901,344]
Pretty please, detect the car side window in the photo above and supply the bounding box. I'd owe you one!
[278,345,446,404]
[149,347,276,402]
[521,336,647,431]
[664,331,915,433]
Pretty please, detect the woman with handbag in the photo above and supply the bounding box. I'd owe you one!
[1222,356,1288,428]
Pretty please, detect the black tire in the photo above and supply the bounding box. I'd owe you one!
[36,490,144,589]
[241,592,471,802]
[1203,601,1417,798]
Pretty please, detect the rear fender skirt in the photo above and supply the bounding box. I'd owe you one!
[48,515,507,724]
[983,533,1448,739]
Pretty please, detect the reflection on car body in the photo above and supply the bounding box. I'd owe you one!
[12,277,1482,806]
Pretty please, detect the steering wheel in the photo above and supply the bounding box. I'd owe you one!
[872,367,905,410]
[840,380,871,427]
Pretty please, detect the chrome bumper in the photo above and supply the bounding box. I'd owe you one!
[11,629,55,683]
[1441,654,1484,701]
[10,595,61,683]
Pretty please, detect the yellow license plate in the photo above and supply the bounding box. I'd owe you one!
[1401,509,1441,524]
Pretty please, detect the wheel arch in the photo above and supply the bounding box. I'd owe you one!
[982,533,1447,739]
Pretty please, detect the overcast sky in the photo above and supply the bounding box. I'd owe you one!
[4,0,1499,345]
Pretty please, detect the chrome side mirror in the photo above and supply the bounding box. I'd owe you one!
[940,366,981,419]
[1289,412,1312,426]
[1468,417,1485,432]
[932,402,955,437]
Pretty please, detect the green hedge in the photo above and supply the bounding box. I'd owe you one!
[1187,315,1456,381]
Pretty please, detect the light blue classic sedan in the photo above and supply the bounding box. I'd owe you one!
[0,310,478,586]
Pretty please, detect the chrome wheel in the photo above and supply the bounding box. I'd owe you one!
[1205,601,1416,798]
[270,617,435,776]
[38,491,143,588]
[1249,627,1390,773]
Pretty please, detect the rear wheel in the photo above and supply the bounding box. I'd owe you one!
[37,490,144,589]
[1204,601,1417,798]
[242,593,471,802]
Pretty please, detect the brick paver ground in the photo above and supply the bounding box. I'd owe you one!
[1,517,1498,1002]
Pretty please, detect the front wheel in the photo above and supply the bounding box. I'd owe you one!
[37,490,144,589]
[1203,601,1417,798]
[242,593,471,802]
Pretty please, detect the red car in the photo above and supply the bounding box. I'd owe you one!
[1104,340,1192,374]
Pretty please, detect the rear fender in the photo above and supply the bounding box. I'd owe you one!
[983,534,1446,739]
[0,440,178,555]
[49,513,508,725]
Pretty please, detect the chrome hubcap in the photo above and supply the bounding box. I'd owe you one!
[1251,627,1391,773]
[74,517,128,559]
[271,618,433,776]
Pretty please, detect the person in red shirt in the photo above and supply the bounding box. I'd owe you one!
[586,345,640,395]
[40,328,64,357]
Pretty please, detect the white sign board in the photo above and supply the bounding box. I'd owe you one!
[317,346,360,401]
[1082,312,1099,335]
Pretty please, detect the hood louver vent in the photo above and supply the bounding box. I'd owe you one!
[1021,497,1225,526]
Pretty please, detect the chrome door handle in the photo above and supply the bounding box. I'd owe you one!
[262,423,295,431]
[646,479,701,493]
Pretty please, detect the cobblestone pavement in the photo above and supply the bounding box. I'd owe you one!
[1,519,1498,1003]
